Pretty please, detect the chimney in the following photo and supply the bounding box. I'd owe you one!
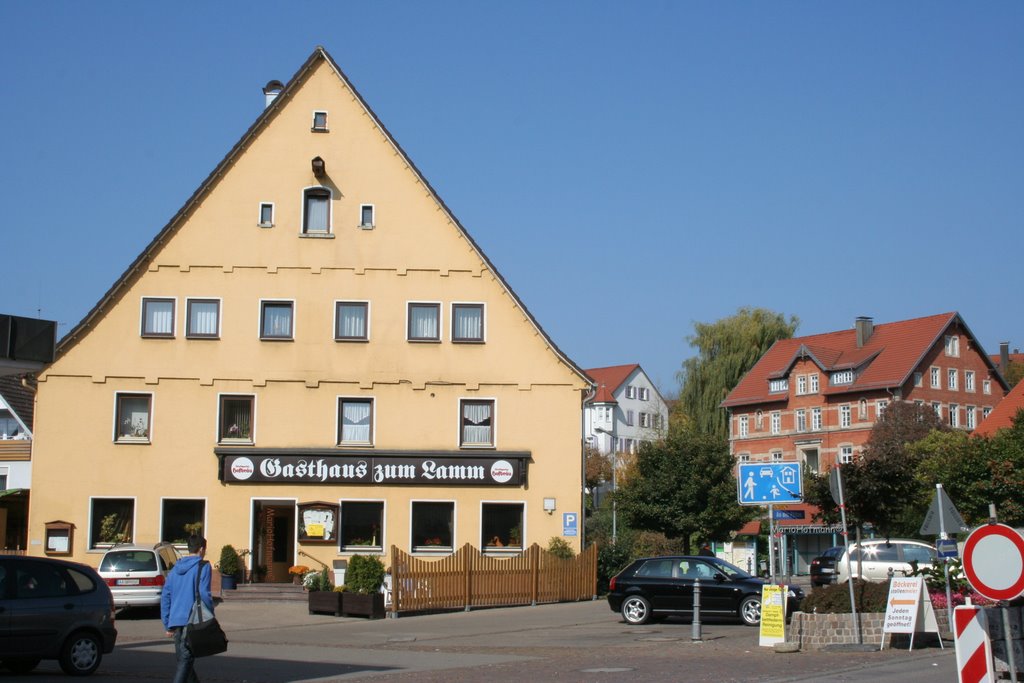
[855,317,874,348]
[1001,342,1010,375]
[262,80,284,109]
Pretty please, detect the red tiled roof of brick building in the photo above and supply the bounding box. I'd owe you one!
[973,380,1024,437]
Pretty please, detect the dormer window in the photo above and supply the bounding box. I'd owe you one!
[768,378,788,393]
[831,370,854,385]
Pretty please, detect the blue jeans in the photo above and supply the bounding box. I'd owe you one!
[173,628,200,683]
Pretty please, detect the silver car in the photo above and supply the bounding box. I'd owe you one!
[98,543,181,608]
[833,539,936,583]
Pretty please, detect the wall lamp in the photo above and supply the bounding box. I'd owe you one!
[311,156,326,178]
[543,497,557,515]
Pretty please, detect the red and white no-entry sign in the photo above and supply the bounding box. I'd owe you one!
[962,523,1024,602]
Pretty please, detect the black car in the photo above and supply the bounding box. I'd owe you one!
[0,555,117,675]
[809,546,844,587]
[607,555,804,626]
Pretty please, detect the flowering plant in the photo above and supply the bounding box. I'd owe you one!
[288,565,311,576]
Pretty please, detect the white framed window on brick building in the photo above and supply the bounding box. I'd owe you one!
[965,371,975,392]
[811,408,822,431]
[840,405,851,428]
[771,451,783,463]
[983,406,992,419]
[839,446,854,464]
[877,400,889,420]
[931,366,941,389]
[797,375,807,395]
[809,374,819,393]
[932,402,942,419]
[769,378,788,393]
[948,368,958,391]
[738,415,748,438]
[965,406,976,429]
[770,411,781,435]
[949,403,959,428]
[913,372,923,387]
[796,409,806,433]
[983,379,991,395]
[945,335,960,357]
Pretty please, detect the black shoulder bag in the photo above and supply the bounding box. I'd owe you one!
[185,560,228,657]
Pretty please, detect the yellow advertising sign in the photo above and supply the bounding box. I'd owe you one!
[759,584,787,647]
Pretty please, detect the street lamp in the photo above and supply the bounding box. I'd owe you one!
[593,426,617,544]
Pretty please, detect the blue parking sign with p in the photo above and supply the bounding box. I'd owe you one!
[737,462,803,506]
[563,512,578,536]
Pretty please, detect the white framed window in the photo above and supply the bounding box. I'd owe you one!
[858,399,868,421]
[0,410,23,440]
[411,500,454,552]
[932,402,942,419]
[186,298,220,339]
[796,409,806,433]
[948,369,958,391]
[876,400,889,420]
[840,405,851,428]
[338,397,374,446]
[738,415,749,438]
[639,388,650,401]
[945,335,960,357]
[626,410,635,427]
[832,370,854,385]
[89,497,136,549]
[983,406,992,419]
[965,406,976,429]
[311,110,328,131]
[359,204,375,229]
[770,411,781,435]
[407,302,441,342]
[160,498,206,548]
[771,451,783,463]
[482,502,524,551]
[739,453,751,463]
[965,371,975,392]
[341,500,384,551]
[258,202,274,227]
[260,300,294,340]
[839,446,854,464]
[983,379,991,395]
[913,372,923,387]
[141,297,175,338]
[931,366,941,389]
[809,374,819,393]
[115,393,152,443]
[769,378,788,393]
[949,403,959,428]
[640,412,651,428]
[811,408,822,431]
[302,186,331,234]
[335,301,369,341]
[797,375,807,395]
[460,399,495,448]
[218,394,254,443]
[626,386,636,399]
[452,303,485,343]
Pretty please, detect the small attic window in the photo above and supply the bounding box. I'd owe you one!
[768,378,788,393]
[312,111,328,132]
[831,370,854,385]
[259,203,274,228]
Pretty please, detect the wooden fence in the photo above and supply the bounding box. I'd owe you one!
[388,542,597,614]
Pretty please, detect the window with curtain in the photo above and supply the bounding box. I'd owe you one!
[186,299,220,338]
[460,399,494,447]
[452,303,484,342]
[338,398,373,445]
[141,298,174,337]
[219,395,254,442]
[303,188,330,233]
[335,302,368,341]
[408,303,440,341]
[411,501,453,550]
[116,394,151,442]
[261,301,293,339]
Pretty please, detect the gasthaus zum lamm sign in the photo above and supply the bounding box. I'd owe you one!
[216,449,529,487]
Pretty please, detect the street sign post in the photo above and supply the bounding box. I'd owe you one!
[920,484,969,536]
[737,463,803,505]
[937,538,959,559]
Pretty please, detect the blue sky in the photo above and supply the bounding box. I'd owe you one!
[3,2,1021,394]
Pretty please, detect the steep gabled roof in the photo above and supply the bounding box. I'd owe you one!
[585,364,640,403]
[0,375,34,432]
[974,380,1024,437]
[722,312,1007,408]
[55,46,588,385]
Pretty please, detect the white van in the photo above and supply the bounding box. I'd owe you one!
[833,539,936,583]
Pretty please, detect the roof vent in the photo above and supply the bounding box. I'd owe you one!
[262,80,284,109]
[855,317,874,348]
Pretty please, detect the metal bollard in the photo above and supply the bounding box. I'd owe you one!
[692,578,702,642]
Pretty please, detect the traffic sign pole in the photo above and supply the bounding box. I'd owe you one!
[936,484,955,631]
[834,464,861,645]
[768,504,776,584]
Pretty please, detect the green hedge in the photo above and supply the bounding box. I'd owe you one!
[800,579,891,614]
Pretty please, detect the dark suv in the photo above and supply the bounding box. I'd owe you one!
[608,555,804,626]
[809,546,844,587]
[0,555,117,675]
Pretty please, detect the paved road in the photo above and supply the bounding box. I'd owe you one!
[3,600,955,682]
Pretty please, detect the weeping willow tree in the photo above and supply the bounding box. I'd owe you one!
[675,307,799,439]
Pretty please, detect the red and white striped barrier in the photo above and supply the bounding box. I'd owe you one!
[954,605,995,683]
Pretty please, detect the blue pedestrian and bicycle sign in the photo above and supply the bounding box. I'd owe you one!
[737,462,803,506]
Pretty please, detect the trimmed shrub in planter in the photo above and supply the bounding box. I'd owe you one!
[308,568,342,615]
[342,554,386,619]
[800,579,890,614]
[218,545,241,590]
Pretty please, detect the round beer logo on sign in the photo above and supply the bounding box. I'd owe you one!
[490,460,514,483]
[230,457,255,481]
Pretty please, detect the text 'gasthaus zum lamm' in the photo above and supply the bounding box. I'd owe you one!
[258,458,486,483]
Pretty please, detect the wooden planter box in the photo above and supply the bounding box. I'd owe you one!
[342,592,386,619]
[308,591,344,616]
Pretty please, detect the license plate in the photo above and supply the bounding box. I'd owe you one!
[116,578,140,586]
[821,568,833,573]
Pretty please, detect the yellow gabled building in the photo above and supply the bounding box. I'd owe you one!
[29,47,590,580]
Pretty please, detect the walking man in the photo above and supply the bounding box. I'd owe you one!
[161,535,213,683]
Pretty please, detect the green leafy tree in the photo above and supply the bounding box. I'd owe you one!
[675,307,799,439]
[616,428,753,553]
[1005,360,1024,388]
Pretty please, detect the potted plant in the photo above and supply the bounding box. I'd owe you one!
[307,568,344,616]
[288,564,311,585]
[218,544,241,590]
[342,554,386,619]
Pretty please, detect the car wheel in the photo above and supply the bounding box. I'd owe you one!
[59,630,103,676]
[739,595,761,626]
[621,595,652,625]
[3,658,42,674]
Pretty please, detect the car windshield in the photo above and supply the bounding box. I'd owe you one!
[824,546,844,558]
[707,558,754,579]
[100,550,157,572]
